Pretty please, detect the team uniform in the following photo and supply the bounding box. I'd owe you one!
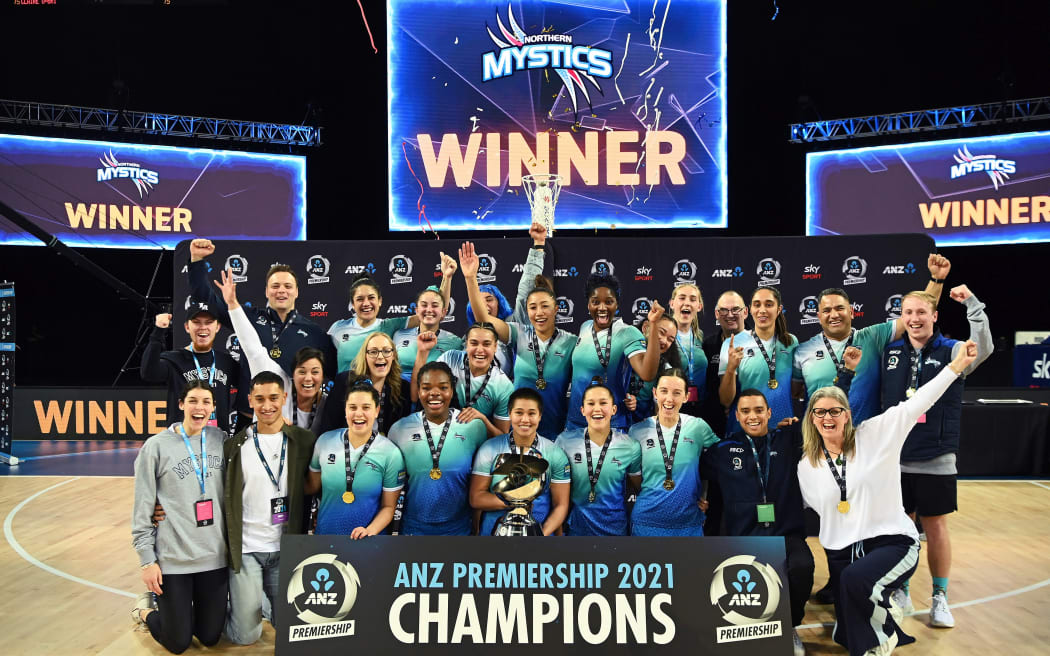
[437,350,514,423]
[567,319,647,430]
[719,332,798,434]
[797,366,962,655]
[675,330,709,414]
[391,325,464,381]
[140,325,238,432]
[328,316,405,373]
[309,429,405,535]
[472,434,571,535]
[555,428,641,536]
[387,410,488,535]
[628,415,719,536]
[794,321,896,423]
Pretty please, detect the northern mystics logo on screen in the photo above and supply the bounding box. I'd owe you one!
[950,145,1015,190]
[481,3,612,115]
[96,150,160,198]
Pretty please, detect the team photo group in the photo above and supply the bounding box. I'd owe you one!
[134,223,991,656]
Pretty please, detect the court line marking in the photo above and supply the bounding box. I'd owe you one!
[15,446,142,462]
[2,476,136,599]
[1029,481,1050,491]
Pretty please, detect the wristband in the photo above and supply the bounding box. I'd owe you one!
[141,562,157,569]
[930,277,945,284]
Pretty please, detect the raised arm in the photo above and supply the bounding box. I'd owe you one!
[628,300,666,381]
[718,333,743,407]
[951,285,993,376]
[186,239,232,325]
[438,251,457,308]
[408,331,438,403]
[215,269,286,383]
[459,242,510,342]
[511,223,548,323]
[140,314,173,382]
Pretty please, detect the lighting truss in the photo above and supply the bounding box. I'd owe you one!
[789,96,1050,143]
[0,99,321,147]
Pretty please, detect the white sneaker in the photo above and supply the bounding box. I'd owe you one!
[131,591,156,627]
[863,630,899,655]
[890,588,914,616]
[929,591,955,628]
[792,629,806,656]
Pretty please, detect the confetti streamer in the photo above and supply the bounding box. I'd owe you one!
[356,0,379,53]
[772,0,779,20]
[401,141,439,239]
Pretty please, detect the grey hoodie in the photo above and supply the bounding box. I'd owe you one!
[132,424,228,574]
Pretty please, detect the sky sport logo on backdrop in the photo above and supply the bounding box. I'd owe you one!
[950,145,1015,190]
[96,149,160,198]
[756,258,781,287]
[225,254,248,283]
[306,255,331,285]
[709,555,783,644]
[286,553,361,642]
[389,254,414,284]
[481,4,613,115]
[842,256,867,286]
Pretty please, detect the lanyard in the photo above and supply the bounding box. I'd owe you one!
[822,330,855,381]
[342,430,380,491]
[268,309,296,353]
[584,430,613,501]
[591,324,612,382]
[821,445,847,503]
[422,414,453,471]
[190,351,217,388]
[675,332,695,379]
[176,423,208,497]
[376,383,389,434]
[655,418,681,483]
[530,328,558,386]
[508,432,539,456]
[293,387,323,430]
[751,331,778,385]
[744,435,772,503]
[907,347,924,397]
[463,362,493,408]
[250,423,287,494]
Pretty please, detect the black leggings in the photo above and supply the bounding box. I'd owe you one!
[146,567,229,654]
[785,535,815,627]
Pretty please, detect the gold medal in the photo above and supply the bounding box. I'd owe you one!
[342,491,355,504]
[588,491,596,503]
[536,378,547,390]
[430,468,442,480]
[837,500,850,514]
[767,379,778,390]
[663,478,675,491]
[269,347,282,359]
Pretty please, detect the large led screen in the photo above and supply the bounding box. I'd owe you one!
[807,130,1050,246]
[0,134,306,249]
[388,0,726,231]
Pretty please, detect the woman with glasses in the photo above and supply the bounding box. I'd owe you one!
[458,228,578,437]
[320,332,411,436]
[797,341,978,656]
[701,291,749,437]
[328,255,457,373]
[718,287,798,435]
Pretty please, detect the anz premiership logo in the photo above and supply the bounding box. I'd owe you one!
[96,150,159,198]
[307,255,331,285]
[225,254,248,283]
[389,254,414,285]
[286,554,361,642]
[482,4,612,115]
[756,258,781,287]
[710,555,784,644]
[842,256,867,286]
[950,145,1015,190]
[556,296,574,324]
[476,253,498,283]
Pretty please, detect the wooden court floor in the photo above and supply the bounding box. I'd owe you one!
[0,476,1047,655]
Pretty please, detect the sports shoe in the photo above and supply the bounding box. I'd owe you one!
[890,588,914,616]
[131,591,157,627]
[863,630,899,655]
[792,629,806,656]
[929,591,955,628]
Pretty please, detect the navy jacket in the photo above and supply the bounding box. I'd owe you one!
[881,330,963,461]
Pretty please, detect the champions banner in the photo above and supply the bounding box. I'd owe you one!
[0,133,306,249]
[807,130,1050,246]
[172,234,933,352]
[276,535,791,654]
[387,0,726,232]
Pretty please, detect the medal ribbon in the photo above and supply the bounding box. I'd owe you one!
[530,328,558,386]
[422,414,453,472]
[655,418,681,485]
[822,330,855,380]
[907,347,924,396]
[190,351,217,388]
[343,429,378,493]
[508,432,539,456]
[584,430,613,501]
[250,423,287,494]
[463,362,493,408]
[821,445,847,504]
[176,423,208,497]
[750,330,779,386]
[744,435,772,504]
[268,308,297,355]
[591,324,612,382]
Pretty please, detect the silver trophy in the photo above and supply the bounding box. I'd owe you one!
[491,453,549,536]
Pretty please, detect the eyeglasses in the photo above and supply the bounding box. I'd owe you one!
[811,407,847,418]
[716,307,744,316]
[365,348,394,358]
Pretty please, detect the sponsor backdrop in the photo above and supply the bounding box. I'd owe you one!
[12,387,167,440]
[277,535,790,653]
[0,284,13,457]
[0,133,306,249]
[172,234,934,353]
[807,130,1050,246]
[388,0,726,231]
